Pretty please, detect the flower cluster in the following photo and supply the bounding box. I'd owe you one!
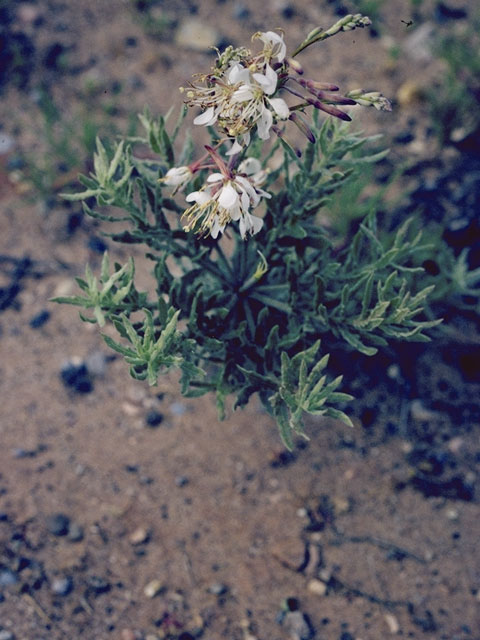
[182,31,290,147]
[160,16,391,241]
[182,157,270,240]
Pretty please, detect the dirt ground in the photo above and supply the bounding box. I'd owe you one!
[1,1,480,639]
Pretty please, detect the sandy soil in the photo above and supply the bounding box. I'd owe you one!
[1,1,479,639]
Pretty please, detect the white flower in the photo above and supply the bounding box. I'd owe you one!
[257,31,287,63]
[185,37,289,143]
[183,169,270,240]
[162,166,192,189]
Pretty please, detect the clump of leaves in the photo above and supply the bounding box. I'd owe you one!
[55,111,439,447]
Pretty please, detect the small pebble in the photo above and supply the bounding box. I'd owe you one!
[46,513,70,536]
[144,579,164,598]
[208,582,227,596]
[384,613,400,634]
[67,522,84,542]
[307,579,327,596]
[129,527,150,545]
[446,508,459,521]
[122,402,142,417]
[120,630,136,640]
[281,610,314,640]
[0,569,19,587]
[51,575,73,596]
[85,351,108,376]
[409,399,438,422]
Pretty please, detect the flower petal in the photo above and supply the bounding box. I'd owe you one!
[193,106,217,126]
[268,97,290,119]
[218,183,239,209]
[227,62,250,85]
[226,140,243,156]
[232,85,255,103]
[186,190,210,205]
[253,64,278,95]
[256,106,273,140]
[210,219,225,239]
[207,172,224,183]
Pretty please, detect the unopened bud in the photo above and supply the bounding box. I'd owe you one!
[287,58,304,75]
[346,89,392,111]
[289,112,316,144]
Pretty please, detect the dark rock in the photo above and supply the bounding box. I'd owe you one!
[435,2,467,21]
[87,236,108,253]
[411,473,474,501]
[12,447,35,459]
[281,5,295,20]
[145,410,164,427]
[270,450,296,468]
[60,362,93,394]
[66,211,83,235]
[29,309,50,329]
[86,575,111,595]
[46,513,70,536]
[175,475,189,487]
[394,131,414,145]
[125,36,137,47]
[44,43,66,70]
[411,608,437,632]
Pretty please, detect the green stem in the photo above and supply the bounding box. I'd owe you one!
[291,31,329,58]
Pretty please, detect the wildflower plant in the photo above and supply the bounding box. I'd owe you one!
[56,15,440,449]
